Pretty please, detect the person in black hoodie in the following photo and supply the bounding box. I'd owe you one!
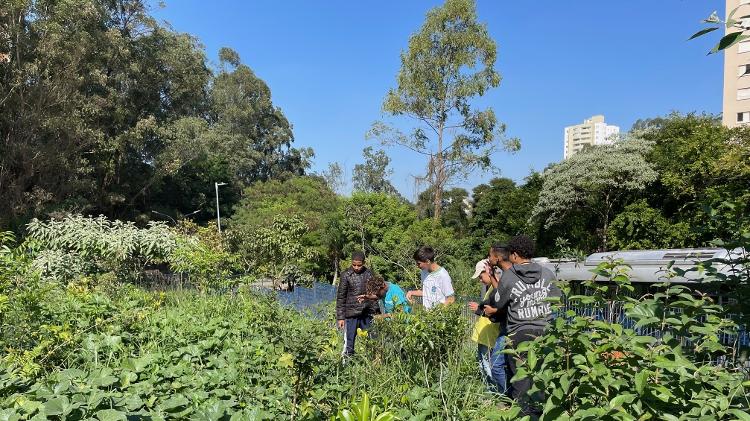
[336,251,377,357]
[494,235,561,414]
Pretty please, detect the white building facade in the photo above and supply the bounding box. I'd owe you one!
[563,115,620,159]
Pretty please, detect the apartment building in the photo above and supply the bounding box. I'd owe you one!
[723,0,750,127]
[563,115,620,159]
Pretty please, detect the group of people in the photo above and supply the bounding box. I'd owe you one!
[334,236,561,414]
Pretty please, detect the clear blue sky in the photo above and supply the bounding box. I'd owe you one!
[151,0,724,200]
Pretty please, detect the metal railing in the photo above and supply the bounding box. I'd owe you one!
[272,286,750,360]
[134,273,749,364]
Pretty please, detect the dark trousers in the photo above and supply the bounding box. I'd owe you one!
[343,315,373,356]
[507,328,545,415]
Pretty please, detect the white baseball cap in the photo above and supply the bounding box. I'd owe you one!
[471,259,489,279]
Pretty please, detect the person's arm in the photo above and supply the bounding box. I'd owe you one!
[441,271,455,305]
[485,263,499,287]
[405,289,423,302]
[336,272,348,328]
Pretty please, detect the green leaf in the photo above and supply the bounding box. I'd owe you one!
[527,348,537,369]
[338,410,355,421]
[609,393,636,409]
[727,409,750,420]
[635,370,648,395]
[96,409,127,421]
[43,397,72,416]
[711,32,750,53]
[0,409,21,421]
[160,395,189,412]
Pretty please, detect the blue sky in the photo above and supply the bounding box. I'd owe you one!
[151,1,724,200]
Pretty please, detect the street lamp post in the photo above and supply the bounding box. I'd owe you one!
[215,182,227,233]
[151,210,176,225]
[183,209,202,219]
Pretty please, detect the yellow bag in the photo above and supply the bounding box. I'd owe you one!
[471,315,500,347]
[470,290,500,347]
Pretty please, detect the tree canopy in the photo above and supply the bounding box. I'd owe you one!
[532,138,657,251]
[369,0,518,220]
[0,1,309,229]
[352,147,399,196]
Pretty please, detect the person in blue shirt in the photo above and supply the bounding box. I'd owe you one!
[357,275,411,318]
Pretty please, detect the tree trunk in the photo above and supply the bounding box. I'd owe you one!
[332,257,339,286]
[601,193,612,251]
[433,126,444,220]
[360,226,365,253]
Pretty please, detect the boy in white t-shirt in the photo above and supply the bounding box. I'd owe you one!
[405,246,455,309]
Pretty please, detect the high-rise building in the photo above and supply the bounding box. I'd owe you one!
[723,0,750,127]
[563,115,620,159]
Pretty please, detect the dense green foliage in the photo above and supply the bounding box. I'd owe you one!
[532,138,658,251]
[607,201,692,250]
[638,114,750,247]
[469,175,543,255]
[2,1,750,418]
[24,215,177,283]
[515,260,750,419]
[0,0,309,230]
[0,235,510,420]
[351,147,400,196]
[2,216,749,420]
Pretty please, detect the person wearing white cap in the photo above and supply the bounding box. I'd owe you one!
[469,244,513,394]
[468,258,501,389]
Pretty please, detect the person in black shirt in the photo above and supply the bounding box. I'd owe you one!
[335,251,376,357]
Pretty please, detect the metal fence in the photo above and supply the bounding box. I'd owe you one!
[269,284,750,352]
[136,273,749,357]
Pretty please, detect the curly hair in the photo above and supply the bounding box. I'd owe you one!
[507,235,536,259]
[366,275,387,297]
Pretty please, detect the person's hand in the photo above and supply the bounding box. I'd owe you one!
[337,319,345,330]
[485,263,498,282]
[484,262,493,275]
[468,301,479,311]
[406,291,414,303]
[357,294,377,302]
[483,305,498,315]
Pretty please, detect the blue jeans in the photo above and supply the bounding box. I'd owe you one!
[477,344,493,386]
[476,335,508,394]
[491,335,509,395]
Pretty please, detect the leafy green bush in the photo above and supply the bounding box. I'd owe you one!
[0,231,29,290]
[335,393,396,421]
[348,304,515,420]
[169,221,239,290]
[25,215,177,283]
[371,304,466,376]
[0,288,342,420]
[232,215,316,288]
[513,260,750,419]
[0,267,508,420]
[608,200,693,250]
